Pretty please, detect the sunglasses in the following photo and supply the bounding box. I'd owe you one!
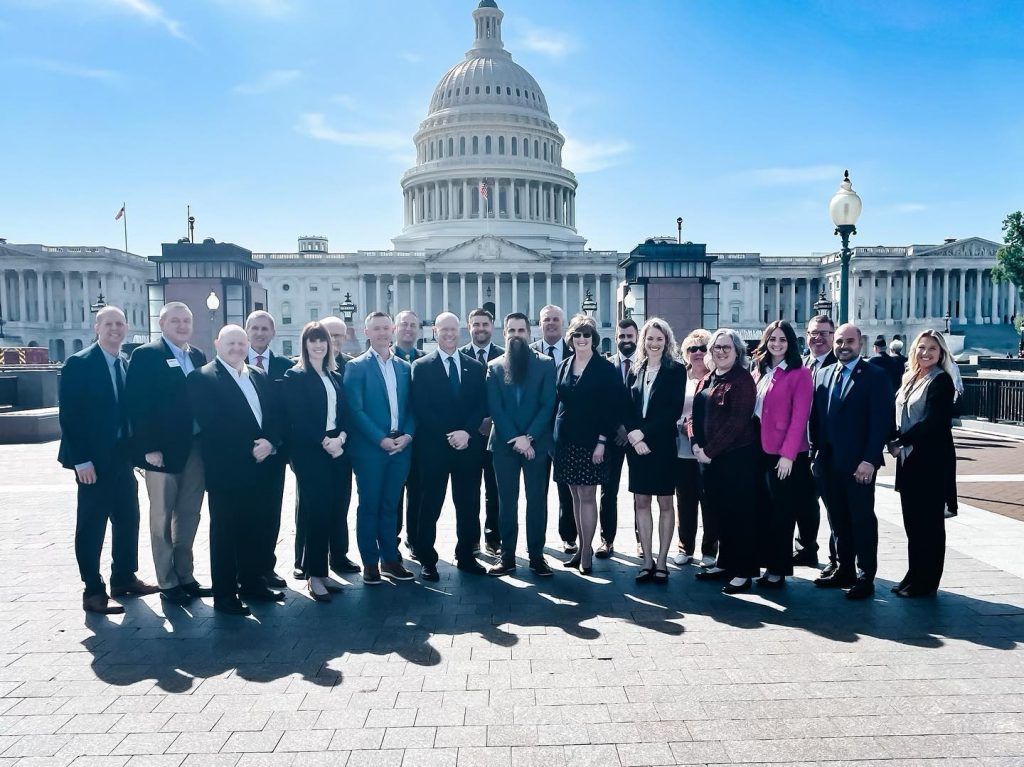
[571,331,593,339]
[686,345,707,354]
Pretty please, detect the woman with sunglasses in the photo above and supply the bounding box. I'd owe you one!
[674,329,718,568]
[625,318,687,584]
[750,320,812,588]
[689,328,759,594]
[553,315,620,574]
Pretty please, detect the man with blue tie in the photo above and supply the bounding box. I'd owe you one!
[411,312,488,581]
[809,323,893,601]
[343,312,417,584]
[125,301,213,605]
[59,306,159,614]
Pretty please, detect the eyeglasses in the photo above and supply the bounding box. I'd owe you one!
[807,331,834,338]
[571,331,593,339]
[711,345,735,354]
[686,345,707,354]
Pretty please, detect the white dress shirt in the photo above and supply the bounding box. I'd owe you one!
[543,340,564,366]
[218,357,263,427]
[439,349,461,382]
[755,360,788,418]
[164,337,194,375]
[247,348,271,371]
[319,372,337,431]
[370,348,400,432]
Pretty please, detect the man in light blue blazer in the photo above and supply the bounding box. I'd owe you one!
[343,312,417,584]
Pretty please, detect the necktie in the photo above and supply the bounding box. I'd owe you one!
[477,348,487,365]
[623,358,631,381]
[829,365,847,412]
[255,354,265,370]
[114,358,129,438]
[446,356,460,397]
[547,345,556,361]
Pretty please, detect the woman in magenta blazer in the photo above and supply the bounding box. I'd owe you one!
[751,320,813,587]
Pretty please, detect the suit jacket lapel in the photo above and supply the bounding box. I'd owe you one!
[215,360,261,432]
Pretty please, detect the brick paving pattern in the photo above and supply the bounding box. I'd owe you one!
[1,440,1022,766]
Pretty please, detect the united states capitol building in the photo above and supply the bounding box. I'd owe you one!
[0,0,1017,359]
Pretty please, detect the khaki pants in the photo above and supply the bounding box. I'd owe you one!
[145,443,205,589]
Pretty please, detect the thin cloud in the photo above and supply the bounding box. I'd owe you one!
[233,69,301,95]
[515,23,577,58]
[28,58,123,83]
[297,113,408,152]
[212,0,295,18]
[102,0,186,40]
[562,137,631,173]
[741,165,845,186]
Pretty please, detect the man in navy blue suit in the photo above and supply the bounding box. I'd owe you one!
[809,323,894,600]
[343,312,417,584]
[59,306,160,613]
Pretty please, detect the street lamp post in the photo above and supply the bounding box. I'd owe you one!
[943,311,951,335]
[89,293,107,315]
[829,170,863,324]
[813,289,832,318]
[622,287,636,320]
[338,292,357,324]
[581,288,597,318]
[206,290,220,350]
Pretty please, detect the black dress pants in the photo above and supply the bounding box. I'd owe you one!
[819,458,878,582]
[292,445,350,579]
[795,450,838,563]
[74,448,140,597]
[598,442,627,545]
[294,456,353,571]
[208,481,269,599]
[703,444,760,579]
[415,441,483,568]
[259,454,286,575]
[480,444,501,549]
[897,457,946,593]
[675,457,717,558]
[760,451,811,576]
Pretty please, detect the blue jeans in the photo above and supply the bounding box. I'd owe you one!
[351,450,412,566]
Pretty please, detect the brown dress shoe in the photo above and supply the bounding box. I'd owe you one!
[83,592,125,615]
[110,578,160,597]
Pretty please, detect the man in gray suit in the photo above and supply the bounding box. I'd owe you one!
[486,312,557,577]
[343,312,416,584]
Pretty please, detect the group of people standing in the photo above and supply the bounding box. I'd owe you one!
[59,297,958,615]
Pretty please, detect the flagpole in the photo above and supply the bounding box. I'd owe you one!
[122,201,128,255]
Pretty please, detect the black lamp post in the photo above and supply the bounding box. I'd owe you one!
[206,290,220,350]
[813,289,832,318]
[829,170,863,324]
[338,292,357,324]
[943,311,951,335]
[89,293,107,314]
[581,288,597,318]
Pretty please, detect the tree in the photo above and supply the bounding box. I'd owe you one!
[992,210,1024,331]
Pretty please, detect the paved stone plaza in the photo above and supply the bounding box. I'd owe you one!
[1,432,1022,766]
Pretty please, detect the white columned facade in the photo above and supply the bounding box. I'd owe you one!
[494,273,501,322]
[909,271,917,320]
[476,274,483,314]
[442,271,449,313]
[991,273,999,323]
[958,270,967,322]
[374,276,382,315]
[925,270,933,318]
[459,274,466,320]
[425,273,432,320]
[528,273,535,317]
[511,272,518,312]
[885,272,893,321]
[545,273,552,307]
[0,272,8,326]
[973,269,982,323]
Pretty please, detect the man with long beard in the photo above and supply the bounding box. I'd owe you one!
[485,312,556,577]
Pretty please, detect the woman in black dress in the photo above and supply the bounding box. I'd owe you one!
[625,317,687,584]
[282,322,349,603]
[887,329,956,597]
[553,315,619,574]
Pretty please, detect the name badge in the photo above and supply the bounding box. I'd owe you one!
[167,359,181,368]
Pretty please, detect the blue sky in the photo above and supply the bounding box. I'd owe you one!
[1,0,1021,257]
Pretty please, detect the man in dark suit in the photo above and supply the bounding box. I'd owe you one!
[530,304,576,554]
[293,315,360,578]
[344,312,417,584]
[245,310,293,589]
[809,323,893,600]
[488,312,557,577]
[125,301,213,605]
[459,307,504,556]
[411,312,488,581]
[599,318,638,558]
[868,335,903,392]
[393,309,424,559]
[794,314,839,571]
[188,325,285,615]
[59,306,159,614]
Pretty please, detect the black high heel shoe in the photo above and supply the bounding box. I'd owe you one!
[564,554,582,569]
[722,579,751,595]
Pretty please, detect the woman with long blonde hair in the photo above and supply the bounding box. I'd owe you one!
[886,329,956,597]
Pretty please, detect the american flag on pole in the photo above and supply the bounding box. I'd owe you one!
[478,180,488,200]
[114,205,125,221]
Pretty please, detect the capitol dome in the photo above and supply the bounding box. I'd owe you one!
[392,0,585,254]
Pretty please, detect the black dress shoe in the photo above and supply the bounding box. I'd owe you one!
[420,565,440,582]
[263,572,287,589]
[180,581,213,598]
[792,551,818,567]
[722,579,752,595]
[530,559,554,576]
[755,575,786,588]
[488,561,517,577]
[331,558,361,574]
[845,580,875,600]
[819,561,839,579]
[580,566,593,576]
[238,584,286,602]
[695,568,728,582]
[213,597,251,616]
[306,580,332,603]
[456,560,487,575]
[814,572,856,589]
[594,542,613,559]
[293,567,307,579]
[562,541,578,555]
[160,586,192,605]
[563,554,582,569]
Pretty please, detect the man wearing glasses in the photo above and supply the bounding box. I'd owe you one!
[795,315,838,572]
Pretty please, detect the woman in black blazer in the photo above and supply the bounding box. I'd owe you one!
[887,329,956,597]
[624,318,687,584]
[553,315,620,573]
[282,322,349,603]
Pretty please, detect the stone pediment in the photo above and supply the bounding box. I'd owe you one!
[424,235,551,264]
[917,237,1000,260]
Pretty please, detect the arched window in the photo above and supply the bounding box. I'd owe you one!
[543,143,548,161]
[475,86,480,94]
[448,137,454,156]
[485,86,490,94]
[429,143,434,161]
[438,139,443,158]
[460,136,466,155]
[485,136,492,154]
[472,136,479,154]
[506,86,511,95]
[524,138,529,157]
[534,140,539,157]
[516,88,520,97]
[511,137,517,156]
[498,136,504,154]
